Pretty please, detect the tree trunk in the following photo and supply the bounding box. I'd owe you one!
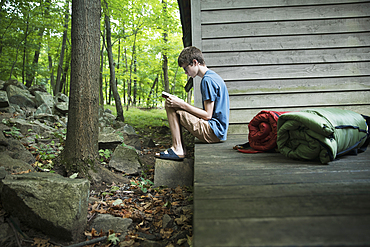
[147,76,158,107]
[99,28,105,105]
[62,0,100,175]
[162,0,169,93]
[133,59,137,105]
[55,3,69,95]
[104,0,124,121]
[128,30,138,107]
[60,47,70,94]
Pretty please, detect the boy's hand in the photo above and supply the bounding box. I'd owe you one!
[166,95,185,108]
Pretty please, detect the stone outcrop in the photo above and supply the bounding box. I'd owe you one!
[1,172,90,241]
[109,145,142,175]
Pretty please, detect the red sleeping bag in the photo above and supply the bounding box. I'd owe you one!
[238,110,289,153]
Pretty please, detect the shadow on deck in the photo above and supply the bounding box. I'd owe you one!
[193,134,370,247]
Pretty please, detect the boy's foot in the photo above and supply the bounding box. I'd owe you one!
[155,148,185,161]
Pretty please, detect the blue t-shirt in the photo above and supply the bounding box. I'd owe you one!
[201,70,230,141]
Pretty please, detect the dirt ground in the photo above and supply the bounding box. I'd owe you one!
[0,126,195,247]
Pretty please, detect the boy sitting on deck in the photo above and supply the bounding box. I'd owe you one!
[155,46,230,161]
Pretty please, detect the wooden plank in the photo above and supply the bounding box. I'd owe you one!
[229,90,370,109]
[212,62,370,80]
[204,47,370,67]
[193,216,370,246]
[202,2,370,24]
[196,182,370,199]
[225,76,370,94]
[202,18,370,39]
[195,195,370,219]
[229,105,370,124]
[201,0,370,10]
[202,33,370,52]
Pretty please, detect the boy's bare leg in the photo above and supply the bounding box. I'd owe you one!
[164,104,185,156]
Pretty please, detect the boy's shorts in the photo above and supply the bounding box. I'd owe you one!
[176,110,220,143]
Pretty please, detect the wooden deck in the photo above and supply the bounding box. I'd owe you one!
[193,135,370,247]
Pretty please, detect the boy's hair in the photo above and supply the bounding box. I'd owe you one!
[178,46,206,67]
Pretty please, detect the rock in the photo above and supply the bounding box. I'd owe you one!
[0,91,9,108]
[35,103,53,115]
[34,91,54,108]
[6,85,35,108]
[0,80,5,90]
[88,164,129,190]
[142,137,156,148]
[0,130,8,147]
[89,214,132,234]
[11,118,40,135]
[0,154,34,174]
[4,79,27,90]
[4,139,36,164]
[162,214,172,229]
[123,124,136,134]
[29,84,47,95]
[54,93,69,103]
[55,101,68,114]
[122,132,141,150]
[98,132,123,150]
[0,172,90,242]
[153,159,194,188]
[108,145,142,175]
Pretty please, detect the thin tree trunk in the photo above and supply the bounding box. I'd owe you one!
[55,3,69,95]
[104,0,124,121]
[128,29,138,107]
[99,28,105,105]
[162,0,169,93]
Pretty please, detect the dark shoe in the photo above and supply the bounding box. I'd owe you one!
[155,148,185,161]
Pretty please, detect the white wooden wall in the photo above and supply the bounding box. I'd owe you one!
[191,0,370,134]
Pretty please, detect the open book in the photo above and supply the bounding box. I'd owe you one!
[161,92,171,98]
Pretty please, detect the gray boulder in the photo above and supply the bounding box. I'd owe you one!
[0,80,5,90]
[54,92,69,103]
[6,85,35,108]
[98,132,123,150]
[1,172,90,241]
[34,91,54,108]
[10,118,40,135]
[55,101,68,114]
[29,84,47,95]
[89,214,132,234]
[35,103,53,115]
[4,138,36,164]
[4,79,27,90]
[0,154,34,174]
[108,145,142,175]
[0,91,9,108]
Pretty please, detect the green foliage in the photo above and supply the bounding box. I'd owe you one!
[3,126,22,139]
[131,177,154,193]
[36,143,58,160]
[105,106,168,129]
[1,0,187,103]
[108,233,120,245]
[99,149,113,164]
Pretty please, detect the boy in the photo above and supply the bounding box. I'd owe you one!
[155,46,230,160]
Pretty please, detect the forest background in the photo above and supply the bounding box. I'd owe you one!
[0,0,188,109]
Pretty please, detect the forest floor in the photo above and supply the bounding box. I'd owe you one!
[2,125,195,247]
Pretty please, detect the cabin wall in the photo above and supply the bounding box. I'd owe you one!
[191,0,370,134]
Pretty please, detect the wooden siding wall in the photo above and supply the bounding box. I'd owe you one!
[191,0,370,134]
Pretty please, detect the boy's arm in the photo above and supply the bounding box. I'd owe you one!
[168,96,214,120]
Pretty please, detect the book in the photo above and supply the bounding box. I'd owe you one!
[161,92,171,98]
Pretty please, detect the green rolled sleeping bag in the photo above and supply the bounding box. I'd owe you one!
[276,108,368,164]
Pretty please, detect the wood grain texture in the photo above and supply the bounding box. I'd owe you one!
[193,134,370,246]
[202,2,370,24]
[201,0,370,10]
[202,17,370,39]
